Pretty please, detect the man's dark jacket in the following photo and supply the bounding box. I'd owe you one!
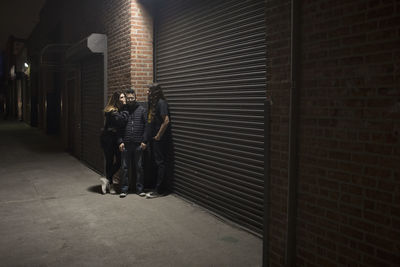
[118,104,147,145]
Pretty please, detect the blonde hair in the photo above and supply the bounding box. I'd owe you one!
[104,91,122,113]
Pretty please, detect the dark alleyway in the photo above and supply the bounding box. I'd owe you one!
[0,120,262,267]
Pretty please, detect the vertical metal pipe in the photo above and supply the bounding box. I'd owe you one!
[285,0,301,266]
[263,99,271,267]
[152,2,157,83]
[103,37,108,178]
[103,38,108,107]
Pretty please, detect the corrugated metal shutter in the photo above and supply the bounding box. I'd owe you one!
[81,55,104,173]
[155,0,266,235]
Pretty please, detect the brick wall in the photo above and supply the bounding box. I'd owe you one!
[266,0,400,266]
[298,0,399,266]
[104,0,132,95]
[265,0,292,265]
[104,0,153,100]
[129,1,153,101]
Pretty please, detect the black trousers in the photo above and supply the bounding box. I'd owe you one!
[152,139,168,193]
[101,133,121,183]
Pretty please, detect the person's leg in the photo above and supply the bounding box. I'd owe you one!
[153,140,167,193]
[106,145,120,194]
[111,144,121,181]
[133,143,145,195]
[120,144,132,195]
[101,140,113,194]
[104,146,114,183]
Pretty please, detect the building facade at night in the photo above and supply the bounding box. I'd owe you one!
[2,0,399,266]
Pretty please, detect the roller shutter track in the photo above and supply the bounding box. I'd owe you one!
[81,55,104,173]
[155,0,266,235]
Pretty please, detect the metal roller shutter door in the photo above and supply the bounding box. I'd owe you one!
[81,55,104,173]
[155,0,266,234]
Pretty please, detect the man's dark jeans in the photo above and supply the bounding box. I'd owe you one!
[120,142,144,194]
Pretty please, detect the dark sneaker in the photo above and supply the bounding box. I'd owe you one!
[146,192,160,199]
[120,192,127,198]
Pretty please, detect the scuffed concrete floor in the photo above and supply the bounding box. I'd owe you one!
[0,121,262,267]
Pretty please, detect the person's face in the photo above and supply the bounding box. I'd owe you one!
[126,93,136,105]
[119,93,126,105]
[146,89,150,98]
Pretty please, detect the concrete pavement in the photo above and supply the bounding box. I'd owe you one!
[0,120,262,267]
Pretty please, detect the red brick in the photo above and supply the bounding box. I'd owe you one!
[365,143,393,155]
[364,199,375,210]
[378,157,399,169]
[376,249,400,265]
[348,217,376,232]
[379,16,400,28]
[364,210,392,225]
[329,151,351,161]
[375,226,400,244]
[267,0,399,265]
[339,203,363,217]
[378,87,399,96]
[340,225,364,240]
[367,6,394,19]
[363,256,391,267]
[367,189,393,203]
[338,162,364,174]
[340,193,363,206]
[365,234,394,251]
[366,53,394,63]
[352,175,377,188]
[364,167,392,178]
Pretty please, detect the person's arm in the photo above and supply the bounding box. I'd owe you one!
[113,110,128,151]
[154,115,169,141]
[117,129,125,151]
[154,100,170,141]
[110,110,128,128]
[140,108,147,150]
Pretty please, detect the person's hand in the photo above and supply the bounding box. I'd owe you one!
[119,143,125,152]
[140,142,147,150]
[154,135,161,141]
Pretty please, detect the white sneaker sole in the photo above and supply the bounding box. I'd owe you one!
[146,192,159,199]
[100,178,108,194]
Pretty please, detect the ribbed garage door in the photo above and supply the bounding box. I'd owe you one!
[155,0,266,234]
[81,55,104,173]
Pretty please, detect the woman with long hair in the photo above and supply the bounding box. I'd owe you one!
[100,91,127,194]
[146,83,171,198]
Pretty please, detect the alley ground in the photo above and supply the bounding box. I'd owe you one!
[0,120,262,267]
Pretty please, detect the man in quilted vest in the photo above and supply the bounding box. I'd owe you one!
[118,89,148,198]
